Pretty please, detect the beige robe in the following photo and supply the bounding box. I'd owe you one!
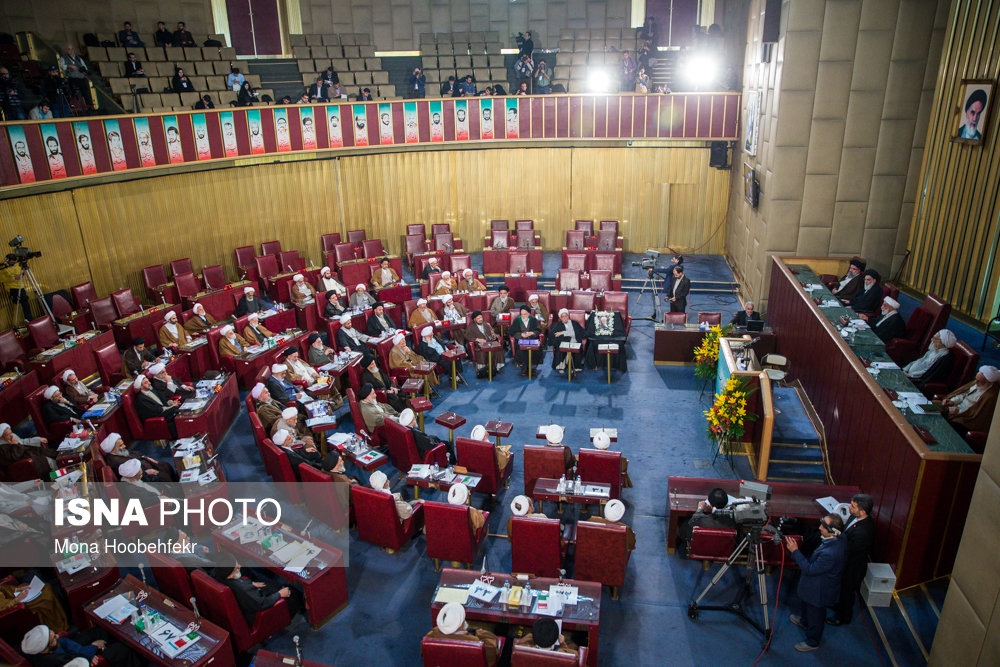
[242,323,274,345]
[456,277,486,292]
[388,345,439,387]
[371,267,401,289]
[408,307,437,330]
[943,381,999,433]
[291,281,316,306]
[433,278,457,295]
[158,321,190,349]
[184,312,216,334]
[218,333,250,357]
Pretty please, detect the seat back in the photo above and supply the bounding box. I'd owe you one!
[190,570,257,654]
[508,252,528,274]
[575,520,629,588]
[260,240,281,256]
[491,229,511,248]
[510,516,563,577]
[689,527,737,562]
[456,437,502,494]
[420,635,495,667]
[526,291,551,313]
[570,291,595,311]
[602,291,628,317]
[347,229,367,243]
[698,312,722,325]
[600,220,619,233]
[321,232,342,252]
[361,239,385,258]
[431,223,451,235]
[919,294,952,350]
[345,388,371,440]
[27,315,59,350]
[299,464,350,530]
[516,229,535,249]
[175,272,201,299]
[383,418,421,471]
[511,645,586,666]
[574,219,594,234]
[576,449,622,499]
[565,253,587,272]
[260,440,302,503]
[47,294,71,325]
[424,501,482,564]
[111,288,140,317]
[334,242,356,264]
[515,219,534,230]
[234,245,256,268]
[567,309,587,330]
[350,485,405,547]
[490,219,509,230]
[589,269,612,293]
[94,343,125,386]
[169,258,194,278]
[279,251,304,272]
[557,269,580,291]
[594,253,616,272]
[89,297,117,329]
[434,232,455,252]
[143,264,168,292]
[664,312,687,324]
[255,255,279,280]
[450,254,472,273]
[405,234,427,256]
[0,330,26,369]
[71,281,98,309]
[26,385,55,440]
[200,264,225,290]
[948,342,979,389]
[565,229,585,250]
[406,224,425,236]
[523,445,568,496]
[147,552,195,607]
[0,637,30,667]
[596,229,616,250]
[119,388,147,437]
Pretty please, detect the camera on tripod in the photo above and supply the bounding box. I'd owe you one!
[631,248,660,270]
[5,236,42,267]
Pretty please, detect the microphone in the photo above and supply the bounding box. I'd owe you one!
[293,635,302,666]
[138,563,148,591]
[301,517,314,537]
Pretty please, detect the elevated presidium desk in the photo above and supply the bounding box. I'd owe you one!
[766,257,981,588]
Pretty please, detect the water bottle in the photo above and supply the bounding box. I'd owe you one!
[558,474,566,493]
[522,582,532,611]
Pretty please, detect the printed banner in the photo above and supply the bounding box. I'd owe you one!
[163,116,184,164]
[39,124,66,179]
[300,107,316,150]
[480,99,494,140]
[378,103,393,145]
[455,100,469,141]
[274,108,291,152]
[192,113,211,160]
[134,118,155,167]
[73,122,97,174]
[404,102,418,143]
[505,98,520,139]
[220,111,238,157]
[104,119,128,171]
[326,105,343,148]
[8,126,34,183]
[352,104,369,146]
[429,101,444,142]
[247,110,265,154]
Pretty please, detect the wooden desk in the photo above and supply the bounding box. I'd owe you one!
[482,248,544,275]
[175,373,240,445]
[231,330,308,388]
[431,568,602,667]
[112,305,181,349]
[653,324,776,365]
[374,283,413,307]
[28,330,115,384]
[266,267,321,304]
[55,551,120,629]
[188,281,253,320]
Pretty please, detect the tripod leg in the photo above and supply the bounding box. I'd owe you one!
[693,534,750,606]
[754,543,771,631]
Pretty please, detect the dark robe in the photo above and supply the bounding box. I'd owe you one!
[106,451,178,482]
[508,315,543,367]
[41,399,82,424]
[336,327,368,353]
[849,286,882,315]
[549,319,586,370]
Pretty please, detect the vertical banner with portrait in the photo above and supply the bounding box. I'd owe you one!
[72,122,97,174]
[326,105,343,148]
[352,104,369,146]
[162,116,184,164]
[480,99,494,140]
[504,98,520,139]
[429,100,444,142]
[274,108,291,152]
[300,107,317,150]
[192,114,212,160]
[39,124,66,179]
[8,125,35,183]
[953,79,994,146]
[455,99,469,140]
[404,102,419,143]
[219,111,239,157]
[104,119,128,171]
[133,117,156,167]
[247,110,265,154]
[378,103,394,145]
[744,91,760,156]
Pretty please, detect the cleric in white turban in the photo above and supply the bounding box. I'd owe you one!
[423,602,499,663]
[904,329,957,386]
[939,365,1000,434]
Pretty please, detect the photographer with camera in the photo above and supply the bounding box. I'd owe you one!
[678,487,738,556]
[409,67,426,99]
[2,236,44,323]
[785,513,846,652]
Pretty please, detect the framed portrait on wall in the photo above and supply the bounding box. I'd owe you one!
[952,79,993,145]
[744,91,760,156]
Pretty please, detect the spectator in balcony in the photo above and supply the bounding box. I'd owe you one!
[0,67,27,120]
[440,75,457,97]
[636,67,650,94]
[237,80,258,106]
[638,39,652,71]
[534,60,551,94]
[409,66,426,99]
[357,87,374,101]
[479,85,493,96]
[321,66,338,85]
[280,94,293,104]
[329,80,343,98]
[654,84,671,94]
[28,100,51,120]
[308,76,328,101]
[173,21,196,47]
[119,21,144,48]
[514,53,533,89]
[519,30,534,59]
[194,94,214,109]
[621,51,637,92]
[172,67,195,93]
[154,21,173,47]
[59,45,91,100]
[40,67,70,117]
[124,52,145,77]
[514,81,529,96]
[459,74,476,96]
[493,84,507,95]
[227,66,244,90]
[296,91,309,104]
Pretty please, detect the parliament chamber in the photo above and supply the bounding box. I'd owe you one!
[1,1,1000,666]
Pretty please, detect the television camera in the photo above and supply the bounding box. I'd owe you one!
[631,248,660,270]
[4,236,42,268]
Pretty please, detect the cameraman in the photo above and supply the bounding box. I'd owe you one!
[785,513,846,652]
[649,253,683,295]
[1,259,33,322]
[678,487,737,556]
[409,67,426,99]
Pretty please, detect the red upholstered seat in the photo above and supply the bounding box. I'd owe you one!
[589,269,612,293]
[234,245,258,283]
[600,220,619,233]
[526,291,551,313]
[350,485,424,549]
[596,230,616,251]
[191,569,291,654]
[122,387,174,441]
[111,288,140,318]
[574,519,631,591]
[602,291,628,317]
[698,312,722,325]
[71,281,98,309]
[347,229,367,243]
[449,254,472,273]
[147,552,195,608]
[523,445,569,497]
[430,223,450,235]
[509,516,565,577]
[421,635,505,666]
[90,296,117,330]
[570,291,596,312]
[491,229,511,247]
[565,230,585,250]
[574,219,594,234]
[175,272,201,300]
[511,645,588,666]
[594,253,616,272]
[94,342,126,386]
[334,242,357,265]
[0,589,39,661]
[689,527,737,563]
[762,533,801,566]
[321,232,342,252]
[406,224,425,236]
[299,464,351,530]
[27,385,71,442]
[345,388,376,445]
[259,240,281,258]
[169,258,194,278]
[0,636,30,667]
[508,252,528,274]
[664,312,687,325]
[255,255,279,281]
[27,315,59,350]
[490,219,509,231]
[384,419,448,471]
[362,239,385,258]
[576,449,623,499]
[557,270,580,292]
[923,341,979,398]
[516,229,536,249]
[565,253,587,272]
[515,219,534,230]
[423,500,490,568]
[405,234,428,263]
[260,439,302,502]
[0,330,27,372]
[887,294,952,365]
[435,232,456,252]
[142,264,169,300]
[279,250,304,272]
[0,457,40,482]
[456,437,514,497]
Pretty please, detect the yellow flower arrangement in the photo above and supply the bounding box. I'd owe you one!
[704,376,757,453]
[693,324,732,382]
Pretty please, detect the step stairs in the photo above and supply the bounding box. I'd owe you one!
[866,577,949,666]
[650,50,678,91]
[247,58,302,101]
[767,385,829,482]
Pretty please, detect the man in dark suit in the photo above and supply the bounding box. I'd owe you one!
[871,297,906,343]
[133,374,180,438]
[848,269,882,315]
[666,265,690,313]
[832,258,865,301]
[829,494,875,626]
[366,302,394,337]
[399,408,454,462]
[336,315,371,352]
[265,364,299,404]
[361,354,406,412]
[122,336,157,377]
[211,553,302,626]
[440,76,458,96]
[786,513,846,652]
[307,77,328,101]
[40,386,83,425]
[731,301,763,327]
[421,256,443,280]
[124,52,145,77]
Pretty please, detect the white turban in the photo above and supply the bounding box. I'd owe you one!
[251,383,265,399]
[510,495,532,516]
[470,425,488,441]
[463,269,473,276]
[429,257,439,264]
[321,266,331,275]
[0,423,10,437]
[436,602,465,635]
[981,366,1000,383]
[356,284,366,291]
[149,362,166,375]
[528,294,539,302]
[271,363,287,374]
[100,433,122,454]
[399,408,416,426]
[422,328,433,338]
[393,333,405,346]
[133,375,146,390]
[248,313,259,322]
[193,303,206,314]
[545,424,564,445]
[293,274,304,282]
[558,308,569,317]
[443,294,453,303]
[164,310,178,321]
[883,297,900,310]
[593,432,611,450]
[441,271,451,278]
[118,458,141,478]
[221,325,234,335]
[370,470,389,491]
[417,298,427,306]
[64,660,90,667]
[604,499,625,522]
[43,385,58,400]
[61,369,76,382]
[937,329,956,348]
[245,287,255,294]
[339,314,352,324]
[281,407,297,420]
[272,429,290,446]
[21,625,49,655]
[448,482,469,506]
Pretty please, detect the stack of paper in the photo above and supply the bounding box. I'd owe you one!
[409,464,432,479]
[198,470,218,486]
[180,399,208,411]
[94,595,137,624]
[57,437,87,452]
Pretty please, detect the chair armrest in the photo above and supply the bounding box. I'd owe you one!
[422,443,448,467]
[922,382,946,398]
[965,431,987,451]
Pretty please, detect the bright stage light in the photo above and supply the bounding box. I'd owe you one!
[587,68,612,93]
[683,53,719,88]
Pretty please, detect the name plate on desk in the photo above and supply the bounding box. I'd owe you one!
[598,343,617,352]
[560,342,582,351]
[519,339,541,349]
